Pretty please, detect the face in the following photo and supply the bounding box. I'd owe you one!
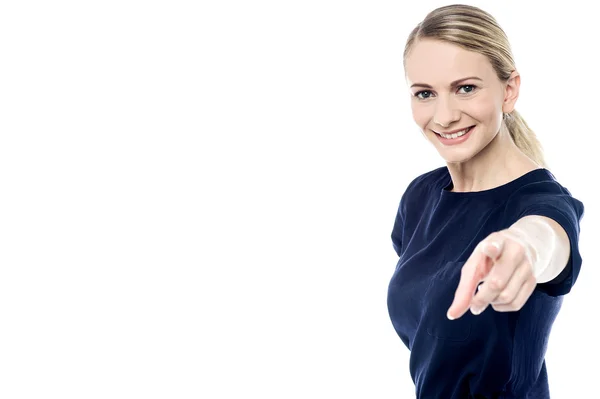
[404,39,519,164]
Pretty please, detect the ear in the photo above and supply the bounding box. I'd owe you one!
[502,71,520,113]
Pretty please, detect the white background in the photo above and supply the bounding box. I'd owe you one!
[0,1,596,398]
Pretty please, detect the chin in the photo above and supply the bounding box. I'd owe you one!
[438,149,478,164]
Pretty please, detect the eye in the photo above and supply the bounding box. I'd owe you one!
[414,85,477,99]
[415,90,433,100]
[458,84,477,94]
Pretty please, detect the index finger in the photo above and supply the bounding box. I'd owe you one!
[447,243,496,319]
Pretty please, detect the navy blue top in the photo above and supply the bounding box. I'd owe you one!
[387,166,584,399]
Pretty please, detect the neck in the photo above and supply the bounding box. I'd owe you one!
[447,123,539,192]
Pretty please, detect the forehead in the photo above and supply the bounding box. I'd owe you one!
[405,39,495,86]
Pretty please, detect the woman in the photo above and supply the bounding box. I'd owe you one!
[386,4,585,399]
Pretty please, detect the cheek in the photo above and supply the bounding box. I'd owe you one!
[411,103,429,128]
[469,96,500,124]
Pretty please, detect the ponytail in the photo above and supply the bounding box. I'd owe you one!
[504,109,547,168]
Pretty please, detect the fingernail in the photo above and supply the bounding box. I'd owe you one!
[471,306,482,315]
[488,241,501,251]
[447,310,454,320]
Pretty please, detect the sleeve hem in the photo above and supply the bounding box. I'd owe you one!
[520,206,579,297]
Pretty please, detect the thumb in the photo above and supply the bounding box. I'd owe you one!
[480,238,504,261]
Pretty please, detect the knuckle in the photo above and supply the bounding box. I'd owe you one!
[497,291,512,303]
[488,278,503,291]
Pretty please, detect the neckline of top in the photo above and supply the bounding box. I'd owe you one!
[440,167,553,198]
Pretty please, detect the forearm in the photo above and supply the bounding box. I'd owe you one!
[507,215,571,283]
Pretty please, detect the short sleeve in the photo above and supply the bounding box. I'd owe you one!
[504,180,585,297]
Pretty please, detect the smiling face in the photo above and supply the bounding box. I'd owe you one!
[405,39,519,164]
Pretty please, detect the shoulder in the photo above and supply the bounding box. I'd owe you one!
[502,168,584,229]
[505,169,584,215]
[405,165,449,196]
[396,166,448,218]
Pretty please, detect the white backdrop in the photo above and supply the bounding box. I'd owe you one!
[0,0,596,398]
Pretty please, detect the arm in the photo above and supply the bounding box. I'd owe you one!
[508,215,571,284]
[448,214,574,319]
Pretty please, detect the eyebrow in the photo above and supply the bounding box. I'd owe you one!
[410,76,483,89]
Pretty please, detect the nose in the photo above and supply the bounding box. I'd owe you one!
[433,96,460,128]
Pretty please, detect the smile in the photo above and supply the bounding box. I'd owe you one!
[435,126,474,139]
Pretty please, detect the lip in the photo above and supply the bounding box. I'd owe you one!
[433,125,475,135]
[435,125,474,146]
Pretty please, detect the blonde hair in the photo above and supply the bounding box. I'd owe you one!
[404,4,547,168]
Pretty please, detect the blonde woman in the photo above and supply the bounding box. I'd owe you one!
[387,4,584,398]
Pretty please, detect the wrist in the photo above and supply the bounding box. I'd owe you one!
[507,219,556,281]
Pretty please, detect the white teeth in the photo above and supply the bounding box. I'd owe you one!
[439,127,471,139]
